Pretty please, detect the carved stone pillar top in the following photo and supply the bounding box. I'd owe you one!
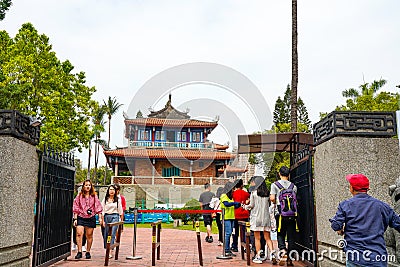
[0,110,40,145]
[313,111,397,146]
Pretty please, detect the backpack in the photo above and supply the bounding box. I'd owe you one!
[275,181,297,217]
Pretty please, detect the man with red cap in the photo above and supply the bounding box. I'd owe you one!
[330,174,400,267]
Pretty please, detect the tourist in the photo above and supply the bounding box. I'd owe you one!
[114,183,126,225]
[210,187,224,246]
[199,183,215,243]
[100,184,124,258]
[72,179,103,260]
[244,176,277,264]
[232,179,250,252]
[270,166,298,266]
[330,174,400,267]
[220,181,241,256]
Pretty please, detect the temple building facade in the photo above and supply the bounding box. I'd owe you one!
[104,95,241,185]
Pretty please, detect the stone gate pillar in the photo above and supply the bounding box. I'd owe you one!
[0,110,40,267]
[313,111,399,267]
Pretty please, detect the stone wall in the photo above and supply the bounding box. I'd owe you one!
[315,136,400,266]
[115,184,205,209]
[0,136,39,267]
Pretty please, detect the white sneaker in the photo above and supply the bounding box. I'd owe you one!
[253,256,263,264]
[82,246,86,252]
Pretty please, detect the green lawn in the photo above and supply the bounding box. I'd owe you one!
[124,221,219,234]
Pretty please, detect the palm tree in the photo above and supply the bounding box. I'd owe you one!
[103,96,123,148]
[290,0,298,132]
[92,105,106,184]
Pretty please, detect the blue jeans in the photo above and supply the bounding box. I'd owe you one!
[346,261,365,267]
[224,220,235,252]
[103,213,120,249]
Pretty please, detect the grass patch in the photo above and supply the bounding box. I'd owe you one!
[124,221,219,234]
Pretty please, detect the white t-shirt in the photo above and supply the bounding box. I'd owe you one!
[270,179,297,206]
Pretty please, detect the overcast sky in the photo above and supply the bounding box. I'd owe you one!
[2,0,399,167]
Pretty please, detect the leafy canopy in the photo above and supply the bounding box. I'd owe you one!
[0,0,12,21]
[0,23,97,152]
[337,78,399,112]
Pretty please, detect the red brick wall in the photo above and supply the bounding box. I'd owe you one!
[134,159,218,182]
[134,159,153,176]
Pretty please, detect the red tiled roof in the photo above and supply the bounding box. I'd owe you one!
[218,165,247,173]
[104,147,235,160]
[214,144,229,150]
[125,118,218,128]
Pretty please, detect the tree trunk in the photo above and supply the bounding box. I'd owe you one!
[87,141,91,180]
[290,0,298,132]
[94,137,99,184]
[108,115,111,148]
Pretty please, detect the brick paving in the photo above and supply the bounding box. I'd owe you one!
[52,226,307,267]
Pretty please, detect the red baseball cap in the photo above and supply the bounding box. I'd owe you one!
[346,174,369,191]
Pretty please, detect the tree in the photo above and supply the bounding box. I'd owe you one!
[273,85,311,133]
[298,97,312,131]
[291,0,298,132]
[103,96,123,148]
[337,78,399,112]
[0,0,11,21]
[0,23,96,152]
[260,86,311,183]
[91,104,106,183]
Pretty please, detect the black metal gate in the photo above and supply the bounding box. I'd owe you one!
[290,154,317,267]
[32,148,75,267]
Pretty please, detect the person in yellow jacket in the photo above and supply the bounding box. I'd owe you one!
[220,181,241,257]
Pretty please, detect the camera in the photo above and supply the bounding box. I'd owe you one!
[87,209,92,215]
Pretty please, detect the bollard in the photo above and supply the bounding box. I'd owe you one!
[151,220,162,266]
[238,220,251,266]
[104,221,124,266]
[216,209,232,259]
[195,220,203,266]
[126,208,142,260]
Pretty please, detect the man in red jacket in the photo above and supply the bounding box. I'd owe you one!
[231,179,250,252]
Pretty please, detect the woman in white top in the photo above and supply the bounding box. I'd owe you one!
[100,184,123,258]
[244,176,277,264]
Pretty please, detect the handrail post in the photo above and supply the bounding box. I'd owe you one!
[157,223,161,260]
[245,221,251,266]
[151,220,162,266]
[126,208,142,260]
[195,220,203,266]
[104,221,124,266]
[238,220,251,266]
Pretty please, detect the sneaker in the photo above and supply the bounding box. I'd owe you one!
[279,255,287,266]
[109,254,113,259]
[271,251,278,265]
[231,247,238,252]
[75,252,82,259]
[205,236,209,242]
[225,250,236,257]
[259,250,266,260]
[85,252,91,259]
[217,241,222,246]
[72,244,77,251]
[253,256,263,264]
[82,246,86,252]
[208,236,213,243]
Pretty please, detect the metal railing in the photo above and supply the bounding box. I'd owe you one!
[112,175,231,185]
[129,141,214,149]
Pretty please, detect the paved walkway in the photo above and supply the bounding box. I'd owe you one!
[53,227,306,266]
